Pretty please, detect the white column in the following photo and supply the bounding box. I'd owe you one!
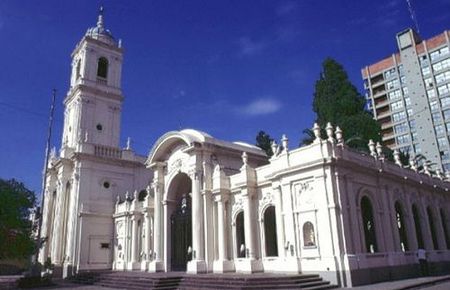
[272,184,285,258]
[217,199,227,260]
[131,216,138,263]
[187,169,207,273]
[149,180,164,272]
[144,212,151,262]
[243,193,256,259]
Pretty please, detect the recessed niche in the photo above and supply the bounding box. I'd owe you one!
[96,124,103,131]
[103,181,110,189]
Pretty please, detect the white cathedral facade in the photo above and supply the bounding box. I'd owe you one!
[39,11,450,287]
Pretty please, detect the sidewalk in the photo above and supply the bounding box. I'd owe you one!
[348,274,450,290]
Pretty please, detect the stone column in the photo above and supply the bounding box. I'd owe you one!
[217,199,227,260]
[131,215,139,264]
[272,183,285,258]
[243,192,256,259]
[144,211,152,262]
[187,169,207,273]
[213,193,234,273]
[149,181,164,272]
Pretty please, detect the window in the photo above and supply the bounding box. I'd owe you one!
[402,86,409,95]
[411,132,418,142]
[235,211,246,258]
[433,58,450,72]
[446,121,450,133]
[424,78,434,88]
[440,209,450,249]
[96,124,103,131]
[438,136,448,149]
[385,68,397,79]
[430,46,450,61]
[386,79,399,90]
[435,71,450,84]
[414,144,422,154]
[438,84,450,96]
[75,59,81,79]
[410,120,416,130]
[444,109,450,121]
[396,134,410,145]
[435,124,445,135]
[388,89,402,100]
[392,111,407,122]
[398,65,404,74]
[432,112,442,123]
[391,100,404,111]
[361,196,378,253]
[422,66,431,75]
[394,122,408,134]
[303,222,316,247]
[441,150,450,161]
[395,202,409,251]
[97,57,108,79]
[427,207,439,250]
[412,204,424,248]
[398,145,411,154]
[103,181,110,189]
[404,96,411,107]
[263,206,278,256]
[407,108,413,117]
[429,100,439,111]
[400,75,406,84]
[442,97,450,108]
[427,89,436,98]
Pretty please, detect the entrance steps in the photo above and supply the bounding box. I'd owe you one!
[70,270,338,290]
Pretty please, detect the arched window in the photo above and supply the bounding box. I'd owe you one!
[263,206,278,256]
[75,59,81,79]
[440,208,450,249]
[235,211,246,258]
[395,201,409,251]
[361,196,378,253]
[412,204,424,248]
[97,57,108,79]
[427,207,438,250]
[303,222,316,247]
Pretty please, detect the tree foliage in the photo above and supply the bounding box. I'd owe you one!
[301,58,381,151]
[0,178,36,259]
[256,130,274,157]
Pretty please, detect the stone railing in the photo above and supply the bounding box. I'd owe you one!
[94,144,122,159]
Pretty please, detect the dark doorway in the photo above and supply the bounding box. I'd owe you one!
[264,206,278,257]
[236,211,245,258]
[171,194,192,271]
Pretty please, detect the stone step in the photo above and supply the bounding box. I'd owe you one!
[70,271,338,290]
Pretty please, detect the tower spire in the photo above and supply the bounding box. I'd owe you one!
[97,5,104,29]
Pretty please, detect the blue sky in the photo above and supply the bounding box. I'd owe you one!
[0,0,449,195]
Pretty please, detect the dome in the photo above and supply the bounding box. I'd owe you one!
[85,7,117,47]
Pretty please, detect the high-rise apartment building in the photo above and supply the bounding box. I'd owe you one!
[362,29,450,171]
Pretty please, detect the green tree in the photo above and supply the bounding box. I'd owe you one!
[301,58,381,151]
[0,178,36,259]
[256,131,274,157]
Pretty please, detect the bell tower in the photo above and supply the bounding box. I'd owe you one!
[61,7,124,153]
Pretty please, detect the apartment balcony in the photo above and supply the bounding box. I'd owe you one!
[381,121,393,130]
[382,133,395,142]
[375,99,389,109]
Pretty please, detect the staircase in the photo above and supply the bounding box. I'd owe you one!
[70,271,338,290]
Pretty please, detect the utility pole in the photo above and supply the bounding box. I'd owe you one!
[34,89,57,265]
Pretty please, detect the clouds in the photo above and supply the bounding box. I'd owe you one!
[237,36,266,56]
[236,98,282,116]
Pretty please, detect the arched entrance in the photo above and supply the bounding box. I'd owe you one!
[167,173,192,271]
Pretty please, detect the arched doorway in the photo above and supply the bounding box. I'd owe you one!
[168,173,192,271]
[263,206,278,257]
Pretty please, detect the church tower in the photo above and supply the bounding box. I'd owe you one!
[61,6,123,153]
[38,7,151,277]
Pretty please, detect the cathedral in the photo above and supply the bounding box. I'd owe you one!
[39,9,450,287]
